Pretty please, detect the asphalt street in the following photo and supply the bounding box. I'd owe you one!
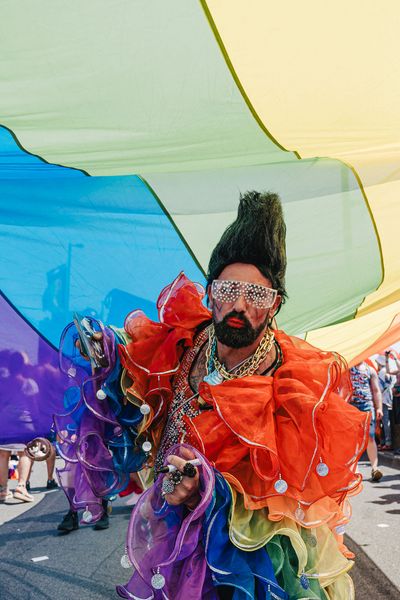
[0,488,130,600]
[0,458,399,600]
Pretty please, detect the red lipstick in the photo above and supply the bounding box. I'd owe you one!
[227,317,245,328]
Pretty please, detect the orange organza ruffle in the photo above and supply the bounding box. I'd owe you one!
[118,272,210,443]
[186,331,370,511]
[118,274,370,521]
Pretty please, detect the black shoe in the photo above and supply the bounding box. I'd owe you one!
[57,510,79,532]
[93,505,109,530]
[46,479,58,490]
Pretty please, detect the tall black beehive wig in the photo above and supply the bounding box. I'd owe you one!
[207,190,287,303]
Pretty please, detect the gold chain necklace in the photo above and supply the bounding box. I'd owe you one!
[205,324,275,381]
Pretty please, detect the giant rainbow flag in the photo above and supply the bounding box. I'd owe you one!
[1,0,399,443]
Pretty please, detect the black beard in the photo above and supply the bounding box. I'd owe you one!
[213,310,269,349]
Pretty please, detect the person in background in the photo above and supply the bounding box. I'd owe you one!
[26,443,58,493]
[376,354,396,450]
[0,449,34,503]
[385,350,400,455]
[349,361,384,481]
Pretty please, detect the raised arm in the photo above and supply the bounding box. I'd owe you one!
[385,351,400,375]
[370,368,383,419]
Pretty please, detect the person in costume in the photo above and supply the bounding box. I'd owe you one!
[58,191,369,599]
[54,319,145,532]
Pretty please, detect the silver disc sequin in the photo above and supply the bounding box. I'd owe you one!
[120,553,132,569]
[96,388,107,400]
[316,462,329,477]
[305,533,317,548]
[142,440,152,453]
[82,510,93,523]
[274,479,288,494]
[151,573,165,590]
[67,367,76,378]
[300,574,309,590]
[335,524,346,535]
[140,403,151,415]
[295,507,305,521]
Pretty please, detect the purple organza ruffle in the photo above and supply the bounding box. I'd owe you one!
[54,321,125,522]
[117,444,218,600]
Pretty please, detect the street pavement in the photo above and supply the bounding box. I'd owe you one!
[0,457,52,527]
[0,458,399,599]
[346,457,400,594]
[0,466,130,600]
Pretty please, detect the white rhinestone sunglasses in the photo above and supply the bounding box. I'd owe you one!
[211,279,278,309]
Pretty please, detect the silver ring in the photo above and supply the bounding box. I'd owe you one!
[161,478,175,496]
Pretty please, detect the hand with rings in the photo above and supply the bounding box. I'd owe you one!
[161,447,200,510]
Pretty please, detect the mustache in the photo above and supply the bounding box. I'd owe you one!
[222,311,252,329]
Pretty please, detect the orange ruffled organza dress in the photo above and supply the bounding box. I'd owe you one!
[117,273,370,599]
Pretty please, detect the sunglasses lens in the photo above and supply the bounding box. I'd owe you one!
[245,284,276,309]
[212,280,239,303]
[213,280,276,309]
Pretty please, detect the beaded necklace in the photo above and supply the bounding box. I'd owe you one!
[154,324,280,473]
[154,327,208,473]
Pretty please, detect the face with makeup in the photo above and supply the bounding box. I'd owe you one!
[208,263,282,349]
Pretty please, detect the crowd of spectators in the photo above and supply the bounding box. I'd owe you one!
[349,348,400,483]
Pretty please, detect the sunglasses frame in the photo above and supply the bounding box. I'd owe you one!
[211,279,278,309]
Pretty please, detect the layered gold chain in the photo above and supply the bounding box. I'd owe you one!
[206,324,275,380]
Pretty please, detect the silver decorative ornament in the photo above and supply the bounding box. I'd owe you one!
[306,533,317,548]
[316,462,329,477]
[140,403,151,415]
[161,479,175,495]
[203,370,224,386]
[82,509,93,523]
[67,367,76,378]
[142,440,152,453]
[274,478,288,494]
[295,506,305,521]
[120,552,132,569]
[300,573,309,590]
[335,524,346,535]
[96,388,107,400]
[151,572,165,590]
